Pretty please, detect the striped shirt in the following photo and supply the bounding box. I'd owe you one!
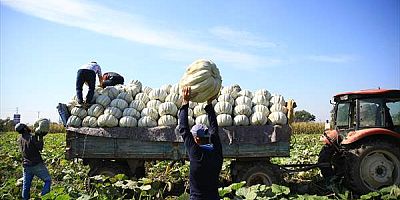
[80,62,102,76]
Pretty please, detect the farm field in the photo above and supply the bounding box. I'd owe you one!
[1,123,399,199]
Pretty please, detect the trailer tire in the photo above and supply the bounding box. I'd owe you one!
[86,161,131,191]
[233,161,280,186]
[346,139,400,194]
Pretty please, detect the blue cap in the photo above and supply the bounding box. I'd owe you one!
[15,123,28,133]
[190,124,210,137]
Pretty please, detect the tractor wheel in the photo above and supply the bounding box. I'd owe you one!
[345,139,400,194]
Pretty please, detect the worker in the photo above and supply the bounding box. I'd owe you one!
[16,123,51,199]
[76,61,103,106]
[178,86,223,200]
[101,72,125,88]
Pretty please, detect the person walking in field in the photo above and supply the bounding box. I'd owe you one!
[101,72,125,88]
[16,123,51,199]
[76,61,103,107]
[178,86,223,200]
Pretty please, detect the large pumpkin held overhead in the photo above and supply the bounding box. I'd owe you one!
[179,59,222,103]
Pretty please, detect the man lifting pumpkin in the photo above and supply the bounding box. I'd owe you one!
[101,72,124,88]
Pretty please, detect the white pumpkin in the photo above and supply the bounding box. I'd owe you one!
[82,116,97,128]
[193,103,207,117]
[141,107,159,120]
[117,92,134,104]
[104,107,123,119]
[254,89,272,100]
[142,86,153,95]
[217,94,235,105]
[97,114,118,127]
[129,100,146,112]
[126,85,141,97]
[95,86,103,94]
[217,114,232,127]
[268,112,288,125]
[147,100,162,110]
[114,84,125,93]
[233,115,249,126]
[165,93,182,107]
[102,86,119,99]
[158,102,178,116]
[170,84,180,94]
[189,101,198,109]
[91,91,100,104]
[119,116,137,127]
[96,95,111,107]
[235,96,252,108]
[161,84,172,94]
[130,80,142,91]
[270,104,288,114]
[158,115,177,126]
[67,100,77,113]
[214,102,233,115]
[221,86,239,99]
[238,90,253,99]
[212,99,218,107]
[252,105,270,116]
[87,104,104,118]
[252,95,270,107]
[138,116,157,127]
[179,59,222,102]
[110,99,128,111]
[233,105,252,117]
[149,88,168,101]
[135,93,150,104]
[71,107,87,119]
[67,116,82,127]
[250,112,268,126]
[270,95,286,106]
[195,114,210,126]
[122,108,141,119]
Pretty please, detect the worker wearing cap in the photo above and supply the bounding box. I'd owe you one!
[16,123,51,199]
[101,72,125,88]
[178,86,223,200]
[76,61,103,106]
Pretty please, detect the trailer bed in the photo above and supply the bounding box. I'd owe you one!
[66,124,291,160]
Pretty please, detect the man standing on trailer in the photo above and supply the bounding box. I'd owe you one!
[76,61,103,107]
[178,86,223,200]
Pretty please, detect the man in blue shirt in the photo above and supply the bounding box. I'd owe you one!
[178,86,223,200]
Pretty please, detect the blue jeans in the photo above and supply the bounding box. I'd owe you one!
[22,162,51,200]
[76,69,96,104]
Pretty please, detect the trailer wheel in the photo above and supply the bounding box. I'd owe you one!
[232,161,280,186]
[346,139,400,194]
[86,161,131,191]
[242,166,278,186]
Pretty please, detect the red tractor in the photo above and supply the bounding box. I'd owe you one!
[319,89,400,194]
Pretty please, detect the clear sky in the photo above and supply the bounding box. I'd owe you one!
[1,0,399,125]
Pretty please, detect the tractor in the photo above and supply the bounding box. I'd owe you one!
[320,89,400,194]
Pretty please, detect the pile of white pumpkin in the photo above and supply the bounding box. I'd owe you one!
[66,81,289,128]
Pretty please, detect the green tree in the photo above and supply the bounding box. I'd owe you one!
[0,118,15,132]
[294,110,316,122]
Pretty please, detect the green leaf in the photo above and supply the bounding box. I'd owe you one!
[245,190,257,200]
[271,184,290,195]
[230,181,246,190]
[218,186,232,197]
[55,194,71,200]
[76,194,91,200]
[236,187,249,197]
[177,193,190,200]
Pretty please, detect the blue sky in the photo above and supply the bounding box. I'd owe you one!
[1,0,399,124]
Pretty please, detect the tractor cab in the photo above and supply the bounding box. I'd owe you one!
[321,89,400,194]
[331,89,400,144]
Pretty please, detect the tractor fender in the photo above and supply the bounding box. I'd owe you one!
[320,129,340,145]
[341,128,400,145]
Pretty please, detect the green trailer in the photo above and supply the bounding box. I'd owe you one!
[65,124,291,185]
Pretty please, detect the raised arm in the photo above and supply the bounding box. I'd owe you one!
[179,86,195,148]
[205,95,222,153]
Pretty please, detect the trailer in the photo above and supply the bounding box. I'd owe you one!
[64,122,292,185]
